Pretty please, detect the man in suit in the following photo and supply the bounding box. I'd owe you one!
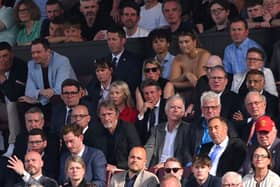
[18,38,76,123]
[7,151,58,187]
[200,116,247,177]
[96,100,141,172]
[136,80,167,144]
[110,146,159,187]
[145,94,189,169]
[50,78,94,137]
[106,26,142,95]
[59,124,106,187]
[0,42,27,157]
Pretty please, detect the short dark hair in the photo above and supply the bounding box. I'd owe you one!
[140,79,161,92]
[94,57,114,69]
[192,154,212,167]
[210,65,228,79]
[149,28,171,43]
[246,69,265,79]
[210,0,230,10]
[247,47,264,60]
[46,0,64,9]
[207,116,228,126]
[61,123,83,137]
[245,0,263,8]
[0,42,12,51]
[107,26,126,39]
[28,128,46,141]
[120,1,140,16]
[31,38,50,49]
[230,17,248,30]
[61,79,81,92]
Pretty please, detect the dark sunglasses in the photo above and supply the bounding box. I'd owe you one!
[144,67,158,73]
[164,168,181,173]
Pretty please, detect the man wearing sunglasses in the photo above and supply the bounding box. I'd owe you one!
[163,157,185,185]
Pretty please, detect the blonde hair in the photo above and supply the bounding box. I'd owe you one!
[109,81,135,108]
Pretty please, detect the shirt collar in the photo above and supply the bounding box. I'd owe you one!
[217,136,229,148]
[112,50,124,61]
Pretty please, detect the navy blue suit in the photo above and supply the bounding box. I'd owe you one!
[59,145,107,187]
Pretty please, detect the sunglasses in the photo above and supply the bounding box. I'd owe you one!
[144,67,158,73]
[164,168,181,173]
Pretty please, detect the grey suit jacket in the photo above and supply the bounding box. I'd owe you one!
[145,121,190,167]
[110,170,159,187]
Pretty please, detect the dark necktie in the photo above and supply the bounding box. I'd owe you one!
[149,107,157,130]
[66,108,72,125]
[112,57,118,68]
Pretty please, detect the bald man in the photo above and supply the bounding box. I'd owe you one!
[7,151,58,187]
[110,146,159,187]
[160,175,181,187]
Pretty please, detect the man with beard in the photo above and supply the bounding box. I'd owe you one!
[110,146,159,187]
[120,1,149,38]
[7,151,58,187]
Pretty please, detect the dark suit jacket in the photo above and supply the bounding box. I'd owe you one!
[200,138,247,177]
[59,146,107,187]
[0,57,27,102]
[136,98,167,144]
[107,49,143,95]
[145,121,190,167]
[185,174,221,187]
[15,175,58,187]
[185,117,239,163]
[95,120,141,169]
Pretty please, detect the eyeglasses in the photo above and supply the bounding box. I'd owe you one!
[202,105,220,110]
[18,8,29,13]
[144,67,158,73]
[209,76,225,81]
[164,168,181,173]
[71,114,89,119]
[210,8,225,14]
[246,57,263,62]
[253,154,269,159]
[62,91,79,96]
[222,183,241,187]
[28,140,43,145]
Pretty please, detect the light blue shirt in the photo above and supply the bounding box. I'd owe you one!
[156,52,174,80]
[223,38,263,74]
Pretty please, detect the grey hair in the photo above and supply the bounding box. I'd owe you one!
[244,90,266,104]
[200,91,221,107]
[222,171,242,185]
[165,94,185,112]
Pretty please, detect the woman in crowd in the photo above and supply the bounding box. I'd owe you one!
[15,0,41,46]
[170,31,210,89]
[243,146,280,187]
[135,58,174,111]
[109,81,138,124]
[63,155,95,187]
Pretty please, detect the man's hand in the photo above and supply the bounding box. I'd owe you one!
[39,88,55,99]
[232,110,244,121]
[106,164,117,172]
[0,74,7,84]
[139,101,155,116]
[18,96,38,104]
[151,163,164,174]
[7,155,25,176]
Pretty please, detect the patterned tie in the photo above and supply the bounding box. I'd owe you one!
[210,145,221,163]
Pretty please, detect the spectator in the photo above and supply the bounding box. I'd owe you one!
[221,172,243,187]
[231,47,277,97]
[135,59,174,111]
[59,124,106,186]
[63,16,84,42]
[170,31,210,89]
[163,157,186,186]
[138,0,168,31]
[14,0,48,20]
[207,0,231,32]
[40,0,64,37]
[15,0,41,46]
[149,28,174,79]
[263,0,280,27]
[223,17,264,74]
[185,155,221,187]
[162,0,194,35]
[45,15,66,43]
[160,175,181,187]
[136,79,167,144]
[0,0,18,46]
[63,155,95,187]
[109,81,138,124]
[0,42,27,157]
[7,151,58,187]
[245,0,271,29]
[200,116,247,177]
[243,146,280,186]
[120,1,149,38]
[96,100,141,172]
[110,146,159,187]
[145,94,189,169]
